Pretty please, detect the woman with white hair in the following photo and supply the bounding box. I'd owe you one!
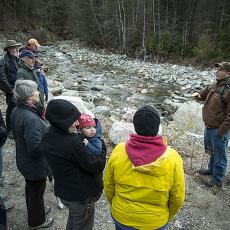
[11,79,53,229]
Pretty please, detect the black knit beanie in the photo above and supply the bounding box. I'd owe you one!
[133,105,160,136]
[45,99,81,131]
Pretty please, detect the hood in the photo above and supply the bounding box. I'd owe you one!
[45,99,81,131]
[125,133,168,176]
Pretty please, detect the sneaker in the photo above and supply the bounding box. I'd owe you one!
[198,169,212,176]
[203,178,222,187]
[45,206,51,215]
[30,217,54,229]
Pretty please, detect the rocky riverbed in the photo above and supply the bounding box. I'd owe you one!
[0,38,230,230]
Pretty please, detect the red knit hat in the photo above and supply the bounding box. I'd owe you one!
[79,113,96,129]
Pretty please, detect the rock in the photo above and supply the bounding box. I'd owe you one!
[92,106,111,116]
[53,95,94,117]
[172,101,204,135]
[109,121,134,145]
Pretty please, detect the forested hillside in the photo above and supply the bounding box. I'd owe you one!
[0,0,229,61]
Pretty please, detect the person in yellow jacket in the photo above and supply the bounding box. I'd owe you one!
[104,105,185,230]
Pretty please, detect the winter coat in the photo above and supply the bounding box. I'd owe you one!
[0,110,7,148]
[40,127,106,202]
[198,78,230,136]
[17,60,44,105]
[86,118,103,155]
[0,53,19,94]
[11,104,50,180]
[104,134,185,230]
[37,71,48,98]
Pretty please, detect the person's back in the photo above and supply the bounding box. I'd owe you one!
[104,105,185,230]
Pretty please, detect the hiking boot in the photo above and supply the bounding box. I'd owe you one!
[198,169,212,176]
[203,178,222,187]
[30,217,54,229]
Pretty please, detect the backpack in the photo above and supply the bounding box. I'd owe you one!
[215,84,230,107]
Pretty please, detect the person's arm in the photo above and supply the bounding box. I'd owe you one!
[191,84,213,101]
[0,110,7,148]
[23,116,46,158]
[41,74,48,100]
[168,151,185,221]
[0,59,13,94]
[71,136,106,175]
[217,94,230,136]
[87,138,102,155]
[103,154,116,204]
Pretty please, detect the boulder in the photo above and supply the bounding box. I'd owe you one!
[109,121,134,145]
[53,95,94,118]
[172,101,204,135]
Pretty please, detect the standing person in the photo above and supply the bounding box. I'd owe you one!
[19,38,40,55]
[41,99,106,230]
[78,113,104,155]
[0,40,21,138]
[34,62,48,103]
[11,80,53,229]
[104,105,185,230]
[192,62,230,187]
[17,50,45,105]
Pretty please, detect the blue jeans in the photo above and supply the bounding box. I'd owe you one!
[204,127,230,183]
[113,216,169,230]
[0,148,3,179]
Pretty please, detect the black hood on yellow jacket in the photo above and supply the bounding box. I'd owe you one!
[45,99,81,131]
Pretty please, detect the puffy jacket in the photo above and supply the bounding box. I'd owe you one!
[11,104,50,180]
[104,139,185,230]
[198,78,230,136]
[0,53,19,94]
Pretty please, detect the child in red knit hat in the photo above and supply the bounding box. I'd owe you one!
[78,113,104,155]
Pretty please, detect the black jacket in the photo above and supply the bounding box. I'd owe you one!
[40,126,106,202]
[0,110,7,148]
[0,53,19,94]
[11,104,50,180]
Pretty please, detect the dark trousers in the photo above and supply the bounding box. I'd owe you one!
[61,198,95,230]
[25,178,46,227]
[5,94,15,132]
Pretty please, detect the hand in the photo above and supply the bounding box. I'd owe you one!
[83,138,88,146]
[191,92,201,98]
[45,96,48,102]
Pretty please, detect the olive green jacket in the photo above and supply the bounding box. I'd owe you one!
[17,60,44,105]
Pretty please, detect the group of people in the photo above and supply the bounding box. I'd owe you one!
[0,37,229,230]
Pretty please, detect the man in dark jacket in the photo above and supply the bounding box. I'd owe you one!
[41,99,106,230]
[0,40,21,137]
[17,50,44,105]
[192,62,230,187]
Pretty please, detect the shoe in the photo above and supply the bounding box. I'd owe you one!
[30,217,54,229]
[203,178,222,187]
[7,131,14,140]
[198,169,212,176]
[45,206,51,215]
